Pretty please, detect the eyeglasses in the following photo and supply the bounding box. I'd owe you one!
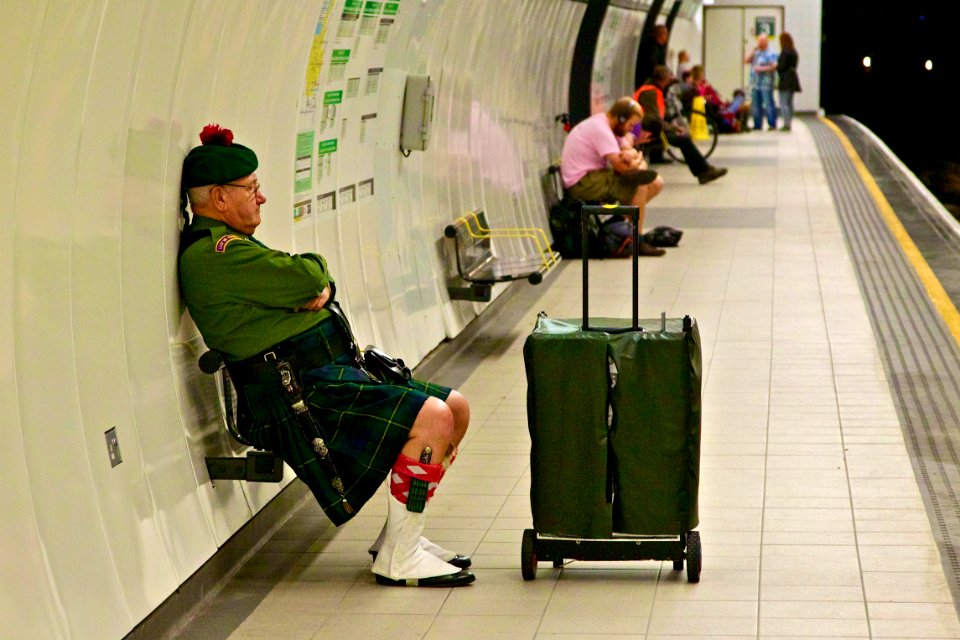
[218,182,262,199]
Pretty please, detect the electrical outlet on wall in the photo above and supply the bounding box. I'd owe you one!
[104,427,122,467]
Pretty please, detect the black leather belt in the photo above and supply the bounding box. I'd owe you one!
[226,316,355,387]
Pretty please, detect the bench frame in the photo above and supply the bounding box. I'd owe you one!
[200,351,285,484]
[443,209,560,302]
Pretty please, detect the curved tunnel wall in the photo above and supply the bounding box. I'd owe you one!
[1,1,700,637]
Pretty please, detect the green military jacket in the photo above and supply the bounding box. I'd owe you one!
[178,216,334,360]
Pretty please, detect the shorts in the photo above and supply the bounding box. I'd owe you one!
[568,168,657,205]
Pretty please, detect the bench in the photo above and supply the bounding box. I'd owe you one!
[198,350,285,483]
[444,209,561,302]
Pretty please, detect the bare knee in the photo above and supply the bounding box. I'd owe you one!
[405,397,455,461]
[646,176,665,201]
[444,390,470,444]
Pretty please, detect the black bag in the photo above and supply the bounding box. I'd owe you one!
[549,196,604,259]
[642,225,683,247]
[361,346,412,384]
[325,301,412,384]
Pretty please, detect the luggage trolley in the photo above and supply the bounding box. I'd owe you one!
[521,205,703,583]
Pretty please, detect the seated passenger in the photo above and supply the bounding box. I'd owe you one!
[178,125,474,588]
[720,89,751,133]
[676,69,698,118]
[560,97,666,257]
[690,64,723,118]
[635,66,728,185]
[690,65,749,133]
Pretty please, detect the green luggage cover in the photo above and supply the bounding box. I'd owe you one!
[524,316,612,538]
[609,319,702,534]
[524,315,701,538]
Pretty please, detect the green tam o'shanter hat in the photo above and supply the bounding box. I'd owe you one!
[181,124,258,189]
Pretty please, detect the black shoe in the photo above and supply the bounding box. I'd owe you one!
[370,550,472,569]
[697,166,728,185]
[375,569,476,587]
[638,241,666,257]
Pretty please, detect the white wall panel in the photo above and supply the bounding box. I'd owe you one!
[593,6,645,110]
[0,3,72,637]
[166,0,265,550]
[13,3,136,637]
[73,0,182,622]
[123,0,223,584]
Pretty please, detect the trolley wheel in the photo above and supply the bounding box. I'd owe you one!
[672,559,684,571]
[521,529,538,581]
[527,272,543,285]
[553,559,564,568]
[686,531,702,583]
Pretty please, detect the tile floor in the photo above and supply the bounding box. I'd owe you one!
[184,123,960,639]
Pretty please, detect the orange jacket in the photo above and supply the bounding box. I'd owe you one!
[633,84,665,120]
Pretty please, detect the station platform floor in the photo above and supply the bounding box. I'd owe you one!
[167,118,960,639]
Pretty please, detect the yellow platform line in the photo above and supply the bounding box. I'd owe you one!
[821,116,960,346]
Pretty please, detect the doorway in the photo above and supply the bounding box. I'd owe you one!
[704,5,784,102]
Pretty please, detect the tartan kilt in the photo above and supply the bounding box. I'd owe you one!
[236,352,451,526]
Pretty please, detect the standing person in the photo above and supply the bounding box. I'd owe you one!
[636,24,669,91]
[744,33,779,131]
[178,124,475,588]
[776,32,801,131]
[676,49,693,79]
[635,66,728,185]
[560,97,666,257]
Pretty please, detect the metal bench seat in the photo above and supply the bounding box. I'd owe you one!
[444,209,561,302]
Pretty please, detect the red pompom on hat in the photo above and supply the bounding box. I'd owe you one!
[181,123,257,188]
[199,124,234,146]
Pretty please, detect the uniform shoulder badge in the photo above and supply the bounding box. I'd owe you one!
[215,234,244,253]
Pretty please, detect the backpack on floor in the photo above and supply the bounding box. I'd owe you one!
[642,225,683,247]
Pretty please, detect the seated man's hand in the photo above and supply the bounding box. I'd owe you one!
[619,148,646,174]
[299,285,331,311]
[620,147,640,166]
[636,130,653,144]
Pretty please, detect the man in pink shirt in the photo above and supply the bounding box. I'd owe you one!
[561,97,665,256]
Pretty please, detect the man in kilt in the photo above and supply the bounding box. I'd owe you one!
[178,125,474,587]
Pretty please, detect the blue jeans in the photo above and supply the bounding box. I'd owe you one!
[778,90,795,128]
[751,87,776,130]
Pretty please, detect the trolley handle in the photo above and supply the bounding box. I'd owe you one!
[581,205,640,332]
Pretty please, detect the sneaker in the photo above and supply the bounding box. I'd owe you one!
[697,166,728,185]
[779,125,791,131]
[637,241,666,257]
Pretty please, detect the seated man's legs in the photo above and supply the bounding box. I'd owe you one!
[664,132,727,184]
[629,174,664,228]
[369,390,471,569]
[570,168,665,256]
[371,391,476,587]
[665,132,709,176]
[264,358,474,587]
[643,174,665,204]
